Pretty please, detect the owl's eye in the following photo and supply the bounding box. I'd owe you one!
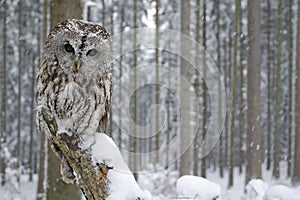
[86,49,98,57]
[64,43,75,53]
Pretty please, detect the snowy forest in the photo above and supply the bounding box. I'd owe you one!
[0,0,300,199]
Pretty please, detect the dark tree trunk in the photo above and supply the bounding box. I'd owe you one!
[246,0,262,184]
[179,0,191,176]
[1,0,8,186]
[292,0,300,185]
[273,0,283,180]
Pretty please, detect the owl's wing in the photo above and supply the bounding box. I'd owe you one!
[36,108,61,160]
[36,60,75,183]
[36,60,53,141]
[99,73,112,133]
[36,59,49,102]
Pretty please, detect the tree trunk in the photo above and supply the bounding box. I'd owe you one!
[36,0,49,197]
[201,0,207,179]
[131,0,138,180]
[246,0,262,184]
[36,131,46,200]
[224,38,229,172]
[193,0,201,176]
[238,0,244,174]
[266,0,272,172]
[273,0,282,180]
[46,145,82,200]
[179,0,191,176]
[17,0,23,184]
[118,3,124,150]
[0,0,8,186]
[166,52,172,169]
[292,0,300,185]
[226,26,233,172]
[228,0,239,187]
[101,0,105,27]
[108,3,113,138]
[155,0,160,163]
[49,0,83,27]
[29,9,38,180]
[216,0,224,178]
[287,0,294,178]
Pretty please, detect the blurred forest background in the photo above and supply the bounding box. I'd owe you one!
[0,0,300,199]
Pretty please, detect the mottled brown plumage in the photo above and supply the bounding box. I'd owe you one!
[36,19,112,183]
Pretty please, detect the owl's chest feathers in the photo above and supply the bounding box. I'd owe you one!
[56,79,101,112]
[42,73,104,130]
[44,76,105,135]
[37,62,110,135]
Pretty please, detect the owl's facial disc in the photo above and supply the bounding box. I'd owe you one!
[45,19,112,76]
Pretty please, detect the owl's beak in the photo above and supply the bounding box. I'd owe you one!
[73,60,81,73]
[76,60,81,70]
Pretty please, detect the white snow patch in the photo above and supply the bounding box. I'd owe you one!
[263,185,300,200]
[0,174,38,200]
[256,145,260,150]
[176,175,221,200]
[91,133,152,200]
[107,170,152,200]
[91,133,130,172]
[245,179,268,200]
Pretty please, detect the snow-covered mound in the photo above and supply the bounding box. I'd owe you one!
[107,169,152,200]
[245,179,268,200]
[263,185,300,200]
[91,133,152,200]
[176,175,221,200]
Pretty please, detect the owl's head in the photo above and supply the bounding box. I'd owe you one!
[44,19,112,76]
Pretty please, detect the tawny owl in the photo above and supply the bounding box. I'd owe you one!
[36,19,112,183]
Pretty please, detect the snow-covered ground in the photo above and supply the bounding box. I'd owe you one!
[138,162,300,200]
[0,159,300,200]
[0,174,38,200]
[1,162,300,200]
